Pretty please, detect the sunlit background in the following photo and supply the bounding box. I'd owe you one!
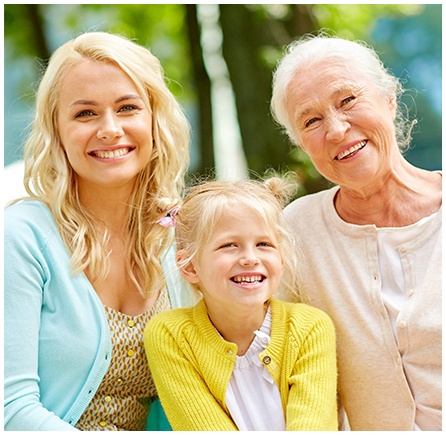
[3,4,442,205]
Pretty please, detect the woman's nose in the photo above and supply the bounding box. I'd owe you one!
[325,112,350,142]
[97,113,124,141]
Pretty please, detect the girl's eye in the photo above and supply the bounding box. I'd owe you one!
[219,243,236,249]
[258,241,274,248]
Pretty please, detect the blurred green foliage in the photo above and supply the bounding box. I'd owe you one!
[4,4,441,197]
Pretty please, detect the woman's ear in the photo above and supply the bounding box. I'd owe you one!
[176,249,200,284]
[388,94,397,121]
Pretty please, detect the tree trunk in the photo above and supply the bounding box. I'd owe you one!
[185,4,215,176]
[25,4,51,61]
[218,5,288,175]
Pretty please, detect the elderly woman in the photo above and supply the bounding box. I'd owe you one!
[270,33,441,431]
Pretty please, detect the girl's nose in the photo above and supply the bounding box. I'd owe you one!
[239,251,260,267]
[97,113,124,141]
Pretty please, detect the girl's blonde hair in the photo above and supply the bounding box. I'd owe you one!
[271,31,413,151]
[22,31,190,297]
[175,174,300,298]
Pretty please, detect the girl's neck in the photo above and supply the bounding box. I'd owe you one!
[207,300,269,356]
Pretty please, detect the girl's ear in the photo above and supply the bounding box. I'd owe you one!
[176,249,200,284]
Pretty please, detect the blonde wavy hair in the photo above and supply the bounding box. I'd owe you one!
[22,31,190,297]
[175,174,300,298]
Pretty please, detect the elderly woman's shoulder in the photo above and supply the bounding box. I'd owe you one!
[284,185,338,218]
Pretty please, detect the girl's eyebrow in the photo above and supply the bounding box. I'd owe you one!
[70,94,142,107]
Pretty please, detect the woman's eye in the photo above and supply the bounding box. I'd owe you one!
[119,104,138,113]
[342,96,355,105]
[75,110,95,118]
[305,117,319,128]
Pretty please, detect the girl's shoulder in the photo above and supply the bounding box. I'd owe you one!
[145,305,196,335]
[271,298,334,328]
[145,299,211,341]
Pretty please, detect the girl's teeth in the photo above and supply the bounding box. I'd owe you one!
[233,275,262,283]
[336,141,366,160]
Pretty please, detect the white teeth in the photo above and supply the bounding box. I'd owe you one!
[336,140,367,160]
[93,148,130,159]
[232,275,263,283]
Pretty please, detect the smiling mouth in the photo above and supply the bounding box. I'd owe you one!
[89,147,134,159]
[231,274,265,284]
[335,140,367,160]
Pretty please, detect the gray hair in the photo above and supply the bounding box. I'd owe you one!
[271,32,413,150]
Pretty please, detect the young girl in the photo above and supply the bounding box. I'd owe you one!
[144,176,338,431]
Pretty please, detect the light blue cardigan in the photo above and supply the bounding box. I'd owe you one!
[4,200,194,430]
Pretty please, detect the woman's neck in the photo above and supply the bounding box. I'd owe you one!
[78,183,133,232]
[335,162,441,227]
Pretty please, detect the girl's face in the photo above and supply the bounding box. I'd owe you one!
[285,59,398,193]
[57,60,153,195]
[182,208,284,317]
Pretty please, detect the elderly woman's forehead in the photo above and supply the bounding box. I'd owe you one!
[292,58,375,90]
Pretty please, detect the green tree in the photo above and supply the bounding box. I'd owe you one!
[4,4,441,194]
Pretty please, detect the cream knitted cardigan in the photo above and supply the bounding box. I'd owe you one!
[282,185,442,430]
[144,297,338,431]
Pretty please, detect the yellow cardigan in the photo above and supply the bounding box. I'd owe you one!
[144,297,338,431]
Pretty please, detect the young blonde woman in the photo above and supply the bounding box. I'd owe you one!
[145,176,338,431]
[4,31,193,430]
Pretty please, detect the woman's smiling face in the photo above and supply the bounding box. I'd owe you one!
[57,59,153,193]
[286,59,398,192]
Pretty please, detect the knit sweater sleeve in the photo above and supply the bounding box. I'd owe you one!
[285,304,338,431]
[144,308,238,431]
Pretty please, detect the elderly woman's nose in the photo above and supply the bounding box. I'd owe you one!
[325,113,350,142]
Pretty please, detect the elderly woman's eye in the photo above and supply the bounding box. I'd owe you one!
[342,96,355,105]
[305,117,319,128]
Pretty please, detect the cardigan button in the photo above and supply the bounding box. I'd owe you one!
[263,356,271,364]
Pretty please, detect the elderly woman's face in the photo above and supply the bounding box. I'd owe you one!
[286,59,397,190]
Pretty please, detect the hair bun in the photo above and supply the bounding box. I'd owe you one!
[262,171,298,207]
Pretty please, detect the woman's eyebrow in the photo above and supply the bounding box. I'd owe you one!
[70,94,142,107]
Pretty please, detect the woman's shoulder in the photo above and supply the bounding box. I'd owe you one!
[283,186,339,233]
[5,199,51,223]
[5,199,58,243]
[284,185,338,217]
